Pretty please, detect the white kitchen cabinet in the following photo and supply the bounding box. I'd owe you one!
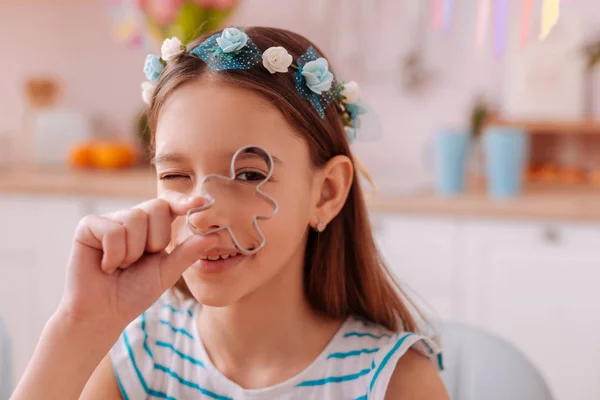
[371,214,459,321]
[0,195,83,386]
[461,220,600,400]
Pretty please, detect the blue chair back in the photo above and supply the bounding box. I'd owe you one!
[440,322,554,400]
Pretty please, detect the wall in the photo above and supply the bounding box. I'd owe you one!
[1,0,599,191]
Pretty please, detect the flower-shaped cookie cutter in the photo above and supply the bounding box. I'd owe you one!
[185,145,279,255]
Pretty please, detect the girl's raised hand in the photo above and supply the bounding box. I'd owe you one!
[59,191,205,333]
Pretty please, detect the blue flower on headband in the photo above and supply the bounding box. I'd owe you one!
[344,126,357,143]
[302,58,333,95]
[295,46,336,119]
[344,101,368,143]
[216,28,248,53]
[144,55,164,83]
[190,27,262,71]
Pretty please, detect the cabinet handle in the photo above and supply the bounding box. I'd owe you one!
[543,227,560,244]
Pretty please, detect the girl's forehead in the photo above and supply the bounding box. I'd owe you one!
[156,81,291,143]
[160,80,275,121]
[154,82,307,166]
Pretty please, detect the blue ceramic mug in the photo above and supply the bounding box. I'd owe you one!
[483,126,529,198]
[433,130,470,196]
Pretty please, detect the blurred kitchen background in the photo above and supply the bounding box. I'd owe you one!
[1,0,600,399]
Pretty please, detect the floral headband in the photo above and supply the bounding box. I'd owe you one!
[141,27,372,144]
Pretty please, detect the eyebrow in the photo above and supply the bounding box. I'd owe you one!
[150,153,189,166]
[235,150,283,165]
[151,151,283,166]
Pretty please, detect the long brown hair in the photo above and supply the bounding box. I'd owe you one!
[148,27,421,333]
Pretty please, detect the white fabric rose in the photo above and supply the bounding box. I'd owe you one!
[141,81,156,104]
[262,46,293,74]
[161,37,185,61]
[341,81,360,104]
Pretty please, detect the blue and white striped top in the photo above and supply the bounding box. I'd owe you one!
[111,290,442,400]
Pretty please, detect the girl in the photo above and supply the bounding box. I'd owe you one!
[11,27,448,399]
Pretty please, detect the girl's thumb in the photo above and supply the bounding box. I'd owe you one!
[152,235,207,292]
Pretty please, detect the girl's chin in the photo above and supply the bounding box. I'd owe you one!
[182,261,251,307]
[183,282,247,308]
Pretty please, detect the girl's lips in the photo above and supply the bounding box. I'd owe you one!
[192,253,246,274]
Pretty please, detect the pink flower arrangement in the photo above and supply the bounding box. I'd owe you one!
[137,0,240,24]
[138,0,182,25]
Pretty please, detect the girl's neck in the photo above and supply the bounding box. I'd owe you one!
[196,253,343,389]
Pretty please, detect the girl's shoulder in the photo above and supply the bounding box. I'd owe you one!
[309,317,443,399]
[340,317,442,366]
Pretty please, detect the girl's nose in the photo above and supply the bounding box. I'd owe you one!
[187,176,238,234]
[187,199,228,235]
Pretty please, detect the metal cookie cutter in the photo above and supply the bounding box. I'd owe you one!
[185,145,279,255]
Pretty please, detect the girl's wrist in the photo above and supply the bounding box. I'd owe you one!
[51,306,124,344]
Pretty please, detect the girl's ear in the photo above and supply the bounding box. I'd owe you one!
[310,155,354,230]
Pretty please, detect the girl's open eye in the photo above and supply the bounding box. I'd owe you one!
[236,170,267,182]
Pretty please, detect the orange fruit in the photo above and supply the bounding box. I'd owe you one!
[91,142,136,169]
[69,144,94,168]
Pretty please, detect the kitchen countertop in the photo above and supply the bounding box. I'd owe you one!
[1,167,599,221]
[368,185,600,221]
[0,167,156,199]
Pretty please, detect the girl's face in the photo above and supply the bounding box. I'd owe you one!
[154,80,317,306]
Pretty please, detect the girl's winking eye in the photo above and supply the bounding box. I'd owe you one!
[159,173,191,181]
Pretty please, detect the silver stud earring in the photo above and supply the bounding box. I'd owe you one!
[316,219,327,232]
